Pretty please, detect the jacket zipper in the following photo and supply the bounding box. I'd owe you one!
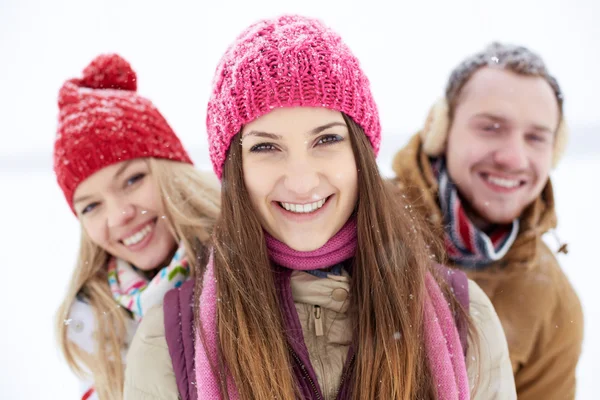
[335,353,355,400]
[314,305,324,337]
[288,344,322,400]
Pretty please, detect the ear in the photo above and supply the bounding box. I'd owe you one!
[552,118,568,168]
[420,98,450,156]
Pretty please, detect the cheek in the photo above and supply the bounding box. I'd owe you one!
[137,180,164,214]
[328,155,358,202]
[533,151,553,181]
[448,131,490,171]
[448,127,472,156]
[243,162,275,210]
[446,127,467,167]
[446,132,488,188]
[82,219,107,248]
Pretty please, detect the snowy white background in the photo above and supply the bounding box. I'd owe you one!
[1,0,598,398]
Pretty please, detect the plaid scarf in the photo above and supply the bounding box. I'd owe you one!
[432,158,519,269]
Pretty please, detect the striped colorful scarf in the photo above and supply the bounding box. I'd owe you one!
[433,158,519,268]
[107,244,189,320]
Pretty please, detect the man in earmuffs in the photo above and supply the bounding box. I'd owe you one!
[391,42,583,399]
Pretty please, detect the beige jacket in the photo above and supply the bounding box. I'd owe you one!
[124,273,516,399]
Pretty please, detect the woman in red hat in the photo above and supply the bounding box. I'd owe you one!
[53,54,220,400]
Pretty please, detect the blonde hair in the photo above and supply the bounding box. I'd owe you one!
[55,158,220,400]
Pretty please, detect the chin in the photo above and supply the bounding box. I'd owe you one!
[282,235,328,252]
[131,246,175,271]
[286,241,325,252]
[477,208,522,225]
[131,256,163,271]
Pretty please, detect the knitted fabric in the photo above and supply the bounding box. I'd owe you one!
[423,272,469,400]
[193,220,468,399]
[54,54,192,213]
[206,14,381,178]
[433,158,519,268]
[107,245,189,321]
[265,218,356,270]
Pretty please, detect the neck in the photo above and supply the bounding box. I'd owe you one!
[459,193,514,234]
[136,241,179,279]
[459,195,493,233]
[264,217,357,271]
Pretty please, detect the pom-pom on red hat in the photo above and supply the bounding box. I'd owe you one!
[54,54,192,214]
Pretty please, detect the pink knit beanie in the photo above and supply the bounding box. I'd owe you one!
[206,14,381,178]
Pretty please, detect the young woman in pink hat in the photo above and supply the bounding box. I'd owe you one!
[53,54,220,400]
[125,15,515,399]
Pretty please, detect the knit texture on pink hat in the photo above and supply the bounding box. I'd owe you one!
[206,14,381,178]
[54,54,192,214]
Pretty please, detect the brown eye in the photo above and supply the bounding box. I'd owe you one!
[250,143,276,152]
[481,122,500,132]
[316,134,343,145]
[526,133,546,143]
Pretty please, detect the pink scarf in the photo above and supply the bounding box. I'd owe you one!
[194,219,468,399]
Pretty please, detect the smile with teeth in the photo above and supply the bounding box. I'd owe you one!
[122,222,154,246]
[279,198,327,214]
[485,174,523,189]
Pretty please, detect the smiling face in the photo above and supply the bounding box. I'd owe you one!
[446,67,559,227]
[241,107,358,252]
[73,159,177,271]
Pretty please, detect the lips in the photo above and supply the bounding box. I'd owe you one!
[278,198,327,213]
[481,172,526,191]
[119,218,157,247]
[486,175,521,188]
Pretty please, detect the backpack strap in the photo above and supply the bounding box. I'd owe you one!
[434,264,470,356]
[164,280,197,400]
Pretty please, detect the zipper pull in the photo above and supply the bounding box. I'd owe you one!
[314,305,324,337]
[551,229,569,254]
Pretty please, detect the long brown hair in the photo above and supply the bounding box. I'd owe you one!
[206,113,470,399]
[56,159,220,400]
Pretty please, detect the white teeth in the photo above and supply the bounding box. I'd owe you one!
[280,198,327,214]
[487,175,520,188]
[122,223,153,246]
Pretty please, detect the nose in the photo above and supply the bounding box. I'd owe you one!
[493,134,528,171]
[107,197,136,228]
[283,154,320,197]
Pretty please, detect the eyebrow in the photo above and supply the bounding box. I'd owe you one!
[473,113,553,133]
[73,160,134,205]
[472,113,509,124]
[244,121,347,140]
[529,124,554,134]
[73,194,92,205]
[114,159,134,180]
[310,122,347,135]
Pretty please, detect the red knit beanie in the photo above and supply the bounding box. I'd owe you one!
[53,54,192,213]
[206,15,381,179]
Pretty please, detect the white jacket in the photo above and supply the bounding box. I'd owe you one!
[67,299,137,399]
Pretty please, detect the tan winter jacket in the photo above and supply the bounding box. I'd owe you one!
[124,271,516,399]
[390,134,584,399]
